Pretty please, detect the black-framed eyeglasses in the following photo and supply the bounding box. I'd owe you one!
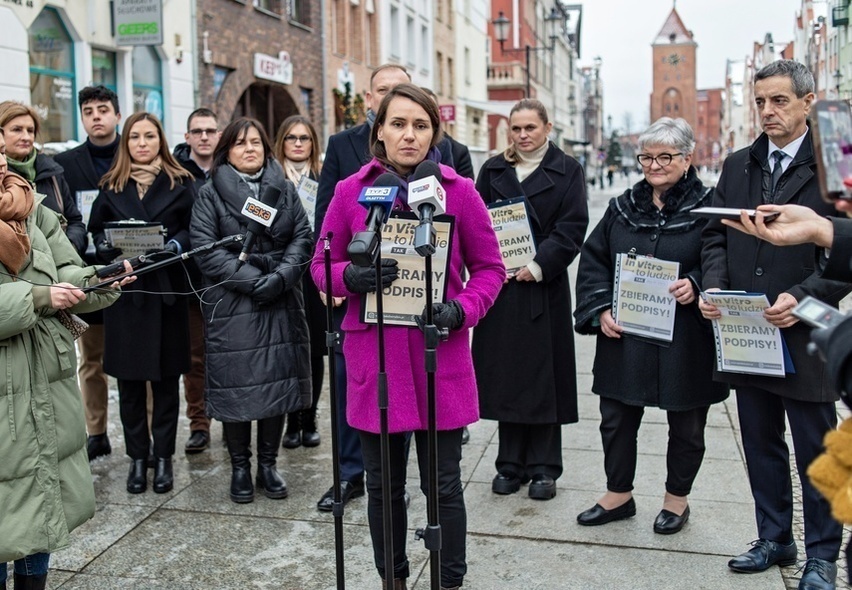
[284,135,312,144]
[189,128,218,137]
[636,153,683,167]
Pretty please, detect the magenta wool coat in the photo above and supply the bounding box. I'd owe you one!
[311,158,505,434]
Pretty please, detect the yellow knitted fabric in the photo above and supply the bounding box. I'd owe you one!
[808,417,852,524]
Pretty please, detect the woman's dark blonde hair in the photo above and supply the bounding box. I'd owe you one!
[100,112,191,192]
[273,115,321,177]
[369,83,443,170]
[503,98,550,165]
[0,101,41,144]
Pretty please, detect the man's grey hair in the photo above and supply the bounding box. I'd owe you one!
[638,117,696,154]
[754,59,815,97]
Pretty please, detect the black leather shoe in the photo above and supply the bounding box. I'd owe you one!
[281,431,301,449]
[528,474,557,500]
[230,465,254,503]
[461,426,470,445]
[152,458,173,493]
[13,572,48,590]
[126,459,147,494]
[184,430,210,454]
[87,433,111,461]
[317,480,365,512]
[256,464,288,499]
[577,497,636,526]
[492,472,522,495]
[301,429,321,447]
[653,505,690,534]
[727,539,797,573]
[799,558,837,590]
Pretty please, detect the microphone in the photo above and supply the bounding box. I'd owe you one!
[408,161,446,256]
[237,185,281,269]
[348,174,401,267]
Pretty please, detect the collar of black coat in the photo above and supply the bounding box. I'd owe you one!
[748,130,814,169]
[612,166,713,234]
[211,158,287,215]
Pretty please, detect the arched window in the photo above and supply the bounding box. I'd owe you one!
[663,88,682,119]
[132,46,164,121]
[29,7,76,142]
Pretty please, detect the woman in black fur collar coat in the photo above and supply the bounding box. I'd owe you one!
[573,117,729,535]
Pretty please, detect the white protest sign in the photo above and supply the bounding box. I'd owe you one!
[486,198,536,274]
[297,176,318,232]
[104,222,165,262]
[612,254,679,342]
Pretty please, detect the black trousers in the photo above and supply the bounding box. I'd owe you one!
[118,378,179,460]
[496,422,563,480]
[360,428,466,588]
[737,386,842,560]
[599,396,709,496]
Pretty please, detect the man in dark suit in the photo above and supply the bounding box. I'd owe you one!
[313,64,465,512]
[54,86,122,462]
[699,60,849,590]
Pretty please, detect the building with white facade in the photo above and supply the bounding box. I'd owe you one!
[383,0,433,88]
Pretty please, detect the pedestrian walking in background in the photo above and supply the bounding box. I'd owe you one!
[190,117,313,504]
[574,117,729,533]
[273,114,327,450]
[88,112,195,496]
[473,98,589,501]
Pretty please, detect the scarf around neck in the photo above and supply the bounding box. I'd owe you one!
[515,141,550,183]
[282,159,308,186]
[0,171,36,274]
[130,156,162,199]
[7,149,38,185]
[233,165,264,198]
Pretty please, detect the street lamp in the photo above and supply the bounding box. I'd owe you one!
[492,7,562,98]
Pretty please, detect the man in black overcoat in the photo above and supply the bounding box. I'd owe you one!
[54,85,121,462]
[699,60,851,590]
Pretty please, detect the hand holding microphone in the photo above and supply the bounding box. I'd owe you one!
[347,174,401,267]
[237,185,281,269]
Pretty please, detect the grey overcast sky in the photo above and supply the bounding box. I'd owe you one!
[579,0,809,133]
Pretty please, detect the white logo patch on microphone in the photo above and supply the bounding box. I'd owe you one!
[241,197,278,227]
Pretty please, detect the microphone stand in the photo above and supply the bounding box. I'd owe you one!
[82,235,244,294]
[413,223,444,590]
[323,233,346,590]
[373,227,396,589]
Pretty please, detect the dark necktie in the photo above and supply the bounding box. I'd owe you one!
[770,151,787,201]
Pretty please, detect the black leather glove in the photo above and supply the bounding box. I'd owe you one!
[95,240,123,263]
[343,259,398,293]
[248,253,274,273]
[417,300,465,332]
[252,273,285,305]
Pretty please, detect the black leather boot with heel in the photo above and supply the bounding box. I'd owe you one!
[13,572,48,590]
[256,416,288,499]
[281,412,301,449]
[223,421,254,503]
[301,408,320,447]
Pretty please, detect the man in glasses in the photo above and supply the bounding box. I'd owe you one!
[699,59,849,590]
[173,107,220,454]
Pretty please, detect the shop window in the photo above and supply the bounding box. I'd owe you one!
[132,46,164,122]
[92,49,117,92]
[28,7,76,142]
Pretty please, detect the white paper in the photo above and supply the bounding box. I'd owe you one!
[486,198,536,274]
[104,223,165,262]
[612,254,679,342]
[297,176,318,232]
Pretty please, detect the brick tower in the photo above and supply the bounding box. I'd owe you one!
[650,5,697,129]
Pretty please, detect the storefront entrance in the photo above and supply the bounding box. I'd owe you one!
[233,83,299,140]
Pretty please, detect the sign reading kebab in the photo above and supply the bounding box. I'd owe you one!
[114,0,163,46]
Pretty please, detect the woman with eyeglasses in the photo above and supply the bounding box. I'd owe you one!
[573,117,729,534]
[273,115,330,451]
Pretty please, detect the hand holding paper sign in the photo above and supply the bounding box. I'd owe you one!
[698,288,722,320]
[669,278,696,304]
[599,308,624,339]
[763,292,799,328]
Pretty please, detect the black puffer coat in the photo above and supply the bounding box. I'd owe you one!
[190,160,312,422]
[33,153,87,256]
[574,168,729,410]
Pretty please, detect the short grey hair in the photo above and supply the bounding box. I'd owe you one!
[638,117,695,155]
[754,59,814,97]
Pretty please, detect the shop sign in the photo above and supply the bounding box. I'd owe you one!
[114,0,163,46]
[439,104,456,122]
[254,52,292,85]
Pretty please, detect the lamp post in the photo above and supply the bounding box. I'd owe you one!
[492,7,562,98]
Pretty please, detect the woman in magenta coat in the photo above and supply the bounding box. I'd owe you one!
[311,83,504,590]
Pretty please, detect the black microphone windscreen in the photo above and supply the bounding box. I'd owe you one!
[411,160,442,183]
[373,173,402,188]
[258,184,282,205]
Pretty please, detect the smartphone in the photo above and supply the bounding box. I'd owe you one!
[691,207,779,222]
[810,100,852,202]
[791,295,846,329]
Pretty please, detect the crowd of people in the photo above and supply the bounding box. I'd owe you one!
[1,58,850,590]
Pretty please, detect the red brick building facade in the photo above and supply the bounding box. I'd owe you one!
[650,7,697,130]
[196,0,323,141]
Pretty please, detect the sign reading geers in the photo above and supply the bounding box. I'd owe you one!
[114,0,163,46]
[254,52,293,85]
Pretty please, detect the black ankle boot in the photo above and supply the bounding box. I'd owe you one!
[224,421,254,503]
[281,412,301,449]
[127,459,147,493]
[257,416,288,499]
[13,572,48,590]
[153,458,173,493]
[301,408,320,447]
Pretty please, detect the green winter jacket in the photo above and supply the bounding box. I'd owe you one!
[0,199,120,562]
